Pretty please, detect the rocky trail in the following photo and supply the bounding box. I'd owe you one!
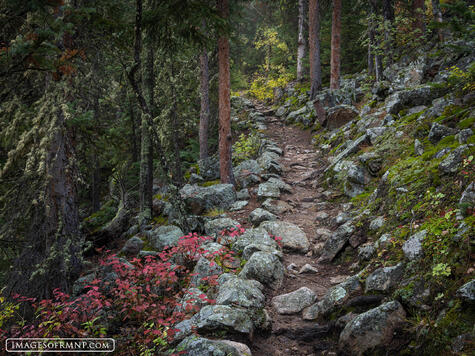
[228,102,353,355]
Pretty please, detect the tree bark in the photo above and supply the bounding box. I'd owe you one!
[170,61,183,186]
[217,0,234,185]
[413,0,426,38]
[382,0,394,64]
[369,0,383,81]
[368,22,375,75]
[297,0,306,82]
[330,0,342,90]
[199,48,210,160]
[431,0,444,41]
[309,0,322,99]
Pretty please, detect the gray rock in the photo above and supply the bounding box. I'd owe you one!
[344,182,365,198]
[175,287,209,314]
[375,233,392,249]
[191,257,223,287]
[318,222,355,263]
[339,301,406,355]
[359,152,383,176]
[358,244,375,261]
[326,135,369,172]
[456,279,475,303]
[189,173,204,184]
[369,216,385,231]
[239,251,284,289]
[217,276,265,308]
[347,164,371,186]
[147,225,184,251]
[205,218,239,237]
[234,160,262,188]
[198,156,220,180]
[180,184,237,214]
[459,182,475,214]
[262,199,291,214]
[232,228,280,255]
[456,128,473,144]
[299,264,319,274]
[366,127,388,144]
[236,188,250,200]
[286,106,308,123]
[335,212,352,225]
[266,177,292,193]
[257,151,281,173]
[407,105,427,115]
[272,287,317,315]
[315,211,330,221]
[385,85,444,114]
[201,242,226,255]
[303,275,361,320]
[121,236,144,256]
[382,114,395,126]
[219,340,253,356]
[195,305,254,334]
[249,208,277,226]
[257,182,280,200]
[259,220,309,253]
[414,139,424,156]
[230,200,249,211]
[428,123,457,144]
[315,228,332,241]
[434,147,451,159]
[275,106,288,117]
[403,230,426,260]
[365,263,404,293]
[72,273,96,296]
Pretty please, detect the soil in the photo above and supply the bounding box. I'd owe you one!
[228,103,353,356]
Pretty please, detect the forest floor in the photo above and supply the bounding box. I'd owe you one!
[229,103,353,355]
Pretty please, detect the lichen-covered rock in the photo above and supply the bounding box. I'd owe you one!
[402,230,426,260]
[147,225,184,251]
[326,135,369,172]
[216,276,265,309]
[303,275,361,320]
[231,228,280,255]
[190,257,223,287]
[230,200,249,211]
[459,182,475,215]
[369,216,385,231]
[204,218,239,237]
[195,305,259,335]
[121,236,144,256]
[456,128,473,144]
[439,145,468,174]
[262,199,291,214]
[326,105,359,130]
[175,287,209,314]
[239,251,284,289]
[198,156,220,180]
[358,244,375,261]
[259,220,309,253]
[266,177,292,193]
[177,336,248,356]
[366,127,388,145]
[428,123,458,144]
[180,184,237,214]
[236,188,251,200]
[339,301,406,355]
[272,287,317,315]
[318,222,355,263]
[257,182,281,200]
[249,208,277,226]
[365,263,404,293]
[414,139,424,156]
[456,279,475,303]
[385,85,444,114]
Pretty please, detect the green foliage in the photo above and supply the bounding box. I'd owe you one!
[447,63,475,95]
[200,179,220,187]
[83,200,117,233]
[232,132,260,164]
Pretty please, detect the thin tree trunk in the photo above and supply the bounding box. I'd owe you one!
[297,0,306,82]
[143,42,154,216]
[368,23,375,75]
[129,98,139,162]
[92,152,100,213]
[330,0,342,90]
[170,61,183,186]
[370,0,383,81]
[309,0,322,99]
[413,0,425,38]
[217,0,234,185]
[199,48,210,160]
[382,0,394,64]
[431,0,444,41]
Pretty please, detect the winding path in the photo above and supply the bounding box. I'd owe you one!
[229,103,353,355]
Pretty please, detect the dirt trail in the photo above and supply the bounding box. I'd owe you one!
[229,104,353,355]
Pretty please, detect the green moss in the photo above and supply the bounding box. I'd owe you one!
[200,179,220,187]
[458,116,475,129]
[152,215,168,226]
[203,208,225,217]
[83,200,117,233]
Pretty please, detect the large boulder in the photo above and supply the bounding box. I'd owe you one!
[204,218,240,237]
[180,184,236,214]
[234,159,262,188]
[318,222,355,263]
[365,263,404,293]
[325,105,359,130]
[259,221,309,253]
[216,276,265,308]
[195,305,255,335]
[177,337,250,356]
[239,251,284,289]
[385,85,445,115]
[303,275,361,320]
[146,225,183,251]
[339,301,406,355]
[231,228,282,260]
[272,287,317,315]
[249,208,277,226]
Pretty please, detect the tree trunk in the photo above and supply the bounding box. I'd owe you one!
[382,0,394,64]
[413,0,425,38]
[368,22,375,75]
[129,98,139,162]
[297,0,306,82]
[91,152,101,213]
[330,0,342,90]
[431,0,444,41]
[199,48,210,160]
[370,0,383,81]
[170,61,183,186]
[217,0,233,185]
[309,0,322,99]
